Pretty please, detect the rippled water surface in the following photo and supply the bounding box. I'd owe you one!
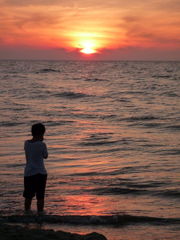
[0,60,179,239]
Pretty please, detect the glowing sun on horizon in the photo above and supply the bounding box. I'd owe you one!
[80,47,96,54]
[79,40,98,55]
[70,32,103,55]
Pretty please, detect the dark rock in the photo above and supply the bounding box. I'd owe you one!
[84,232,107,240]
[0,223,108,240]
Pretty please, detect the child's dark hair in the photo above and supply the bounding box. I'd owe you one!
[31,123,46,136]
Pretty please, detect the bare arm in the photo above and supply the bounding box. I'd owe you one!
[43,143,48,159]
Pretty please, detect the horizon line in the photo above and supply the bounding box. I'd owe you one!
[0,59,180,62]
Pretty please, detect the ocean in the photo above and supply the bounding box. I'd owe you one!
[0,60,179,239]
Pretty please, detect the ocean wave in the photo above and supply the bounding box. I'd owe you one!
[84,78,108,82]
[121,91,145,95]
[45,120,74,126]
[90,185,180,199]
[36,68,60,73]
[92,187,148,195]
[4,163,24,168]
[126,115,158,122]
[70,166,151,177]
[158,149,180,156]
[99,114,117,120]
[2,214,180,226]
[152,75,171,79]
[0,121,24,127]
[118,181,165,189]
[53,91,91,99]
[166,125,180,131]
[79,132,119,146]
[161,91,179,97]
[157,190,180,198]
[126,118,163,128]
[142,123,163,128]
[80,140,119,146]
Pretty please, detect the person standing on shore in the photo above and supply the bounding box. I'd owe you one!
[23,123,48,214]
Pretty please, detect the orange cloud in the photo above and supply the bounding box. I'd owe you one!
[0,0,179,59]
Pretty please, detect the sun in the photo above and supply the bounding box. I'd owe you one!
[70,32,102,55]
[79,40,97,55]
[80,47,96,54]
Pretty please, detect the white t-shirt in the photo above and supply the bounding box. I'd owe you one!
[24,140,48,177]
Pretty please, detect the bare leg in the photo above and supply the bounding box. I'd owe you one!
[24,198,32,211]
[37,199,44,213]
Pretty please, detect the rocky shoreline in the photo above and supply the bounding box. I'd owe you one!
[0,223,107,240]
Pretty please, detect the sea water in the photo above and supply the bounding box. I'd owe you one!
[0,60,179,239]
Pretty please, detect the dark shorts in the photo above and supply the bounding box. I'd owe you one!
[23,174,47,200]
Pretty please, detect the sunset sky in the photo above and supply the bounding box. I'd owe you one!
[0,0,180,60]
